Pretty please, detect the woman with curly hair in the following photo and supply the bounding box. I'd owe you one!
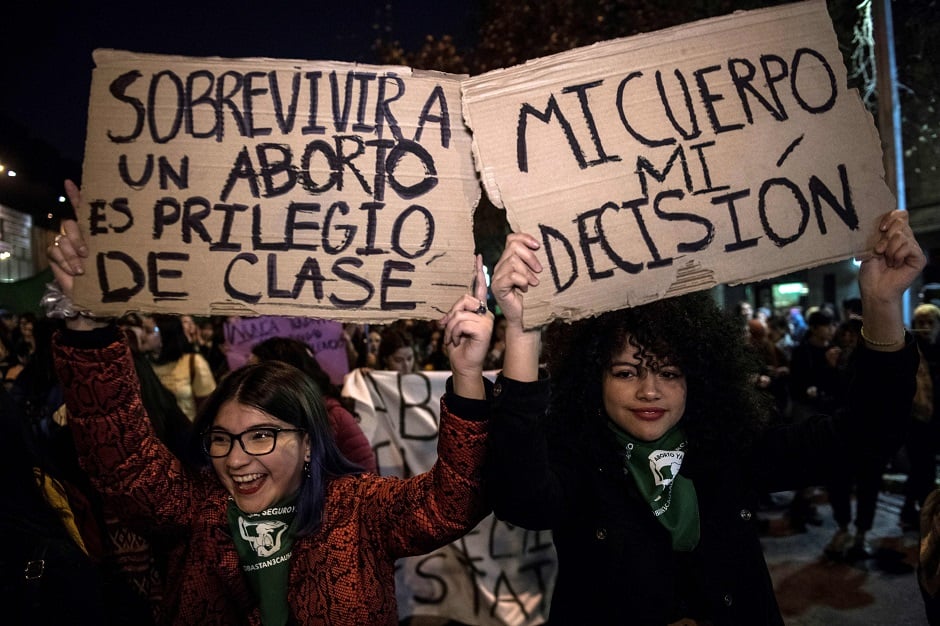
[542,291,772,466]
[486,210,924,625]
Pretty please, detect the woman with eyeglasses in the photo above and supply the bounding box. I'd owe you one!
[45,181,494,626]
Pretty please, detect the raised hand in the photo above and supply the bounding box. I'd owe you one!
[490,232,542,329]
[858,210,926,302]
[44,180,103,330]
[46,179,89,300]
[490,233,543,382]
[857,209,926,350]
[439,254,493,399]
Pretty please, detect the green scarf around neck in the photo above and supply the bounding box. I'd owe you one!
[228,496,298,626]
[607,421,700,551]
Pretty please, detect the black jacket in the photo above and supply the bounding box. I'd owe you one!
[486,338,918,625]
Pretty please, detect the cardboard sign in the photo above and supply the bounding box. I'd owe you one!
[342,369,555,625]
[222,316,349,385]
[74,50,480,321]
[461,0,894,328]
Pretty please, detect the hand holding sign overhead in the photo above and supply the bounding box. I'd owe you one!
[45,180,106,332]
[74,51,480,321]
[440,254,493,400]
[856,209,926,351]
[491,233,544,384]
[462,0,895,328]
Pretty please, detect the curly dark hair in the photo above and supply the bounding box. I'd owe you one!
[544,291,771,464]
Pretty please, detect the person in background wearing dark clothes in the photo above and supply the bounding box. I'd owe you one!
[786,308,843,531]
[789,309,843,420]
[197,316,230,381]
[485,209,922,625]
[746,317,790,420]
[903,303,940,529]
[4,312,37,387]
[821,317,885,560]
[1,386,109,625]
[8,318,65,439]
[12,311,38,356]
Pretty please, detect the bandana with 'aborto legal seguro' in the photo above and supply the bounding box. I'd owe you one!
[607,422,701,551]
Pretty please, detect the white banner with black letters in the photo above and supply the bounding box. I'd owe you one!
[342,369,556,625]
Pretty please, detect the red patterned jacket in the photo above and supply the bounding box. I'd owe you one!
[53,327,489,625]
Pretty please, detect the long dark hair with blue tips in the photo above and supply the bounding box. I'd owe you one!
[192,360,362,536]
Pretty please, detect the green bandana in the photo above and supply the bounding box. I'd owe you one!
[227,497,297,626]
[607,422,700,551]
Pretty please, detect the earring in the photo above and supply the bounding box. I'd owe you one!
[303,460,311,478]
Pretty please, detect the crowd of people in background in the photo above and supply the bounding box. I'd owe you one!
[4,209,940,623]
[0,309,498,402]
[734,287,940,567]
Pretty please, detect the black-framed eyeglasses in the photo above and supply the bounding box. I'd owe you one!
[202,427,305,458]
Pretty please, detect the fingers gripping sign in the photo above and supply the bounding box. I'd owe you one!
[855,209,926,351]
[46,180,91,296]
[491,233,542,329]
[441,255,492,399]
[858,209,926,297]
[491,233,544,383]
[43,180,104,330]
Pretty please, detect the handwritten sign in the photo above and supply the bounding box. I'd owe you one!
[342,369,556,625]
[223,316,348,385]
[74,50,480,322]
[461,0,894,328]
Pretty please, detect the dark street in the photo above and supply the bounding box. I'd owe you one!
[763,482,926,625]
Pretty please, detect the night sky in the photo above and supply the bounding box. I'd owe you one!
[0,0,479,178]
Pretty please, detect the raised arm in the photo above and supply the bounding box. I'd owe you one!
[486,233,570,529]
[752,210,925,491]
[490,232,544,381]
[857,209,926,351]
[46,180,198,529]
[367,257,493,556]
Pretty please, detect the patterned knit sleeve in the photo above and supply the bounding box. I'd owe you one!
[53,331,203,530]
[361,394,489,558]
